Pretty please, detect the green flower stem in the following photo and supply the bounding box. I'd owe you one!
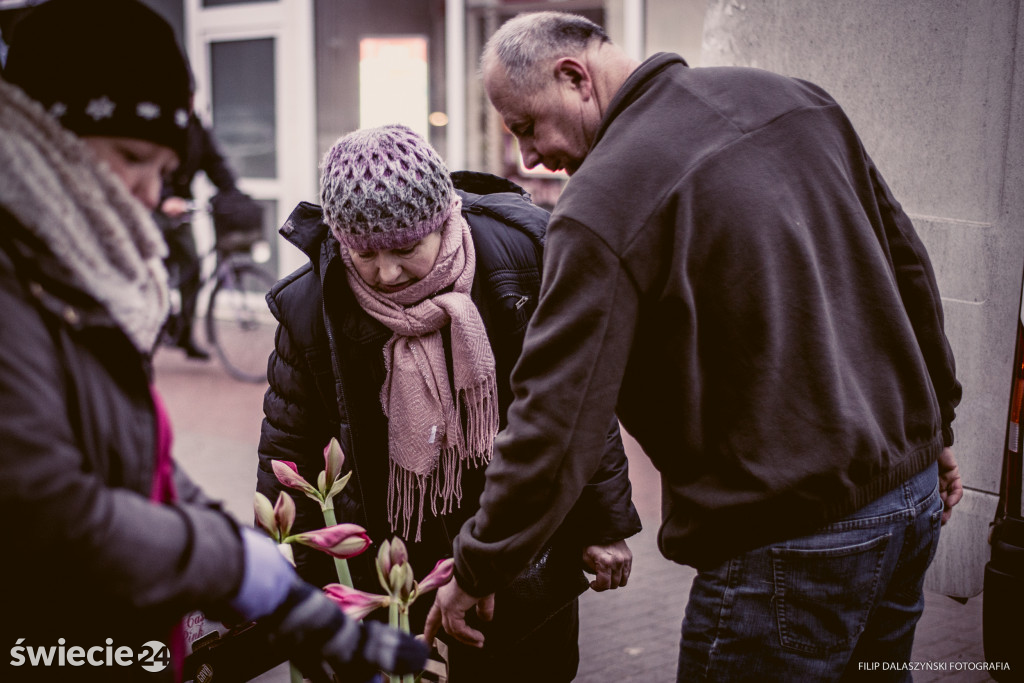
[399,608,414,683]
[385,602,401,683]
[321,505,354,587]
[389,600,399,629]
[289,662,304,683]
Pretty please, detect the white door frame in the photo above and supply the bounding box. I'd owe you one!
[184,0,316,277]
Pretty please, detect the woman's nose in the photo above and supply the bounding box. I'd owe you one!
[377,256,403,283]
[136,172,163,211]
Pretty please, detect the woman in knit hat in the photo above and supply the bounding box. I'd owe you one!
[0,2,425,681]
[258,123,642,681]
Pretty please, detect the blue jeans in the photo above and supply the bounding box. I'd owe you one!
[677,462,943,682]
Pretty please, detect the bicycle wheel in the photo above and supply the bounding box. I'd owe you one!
[205,260,278,383]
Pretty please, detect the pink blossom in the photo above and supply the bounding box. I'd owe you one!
[290,523,371,559]
[253,491,297,541]
[377,540,393,578]
[273,491,296,538]
[323,438,345,488]
[416,558,455,595]
[271,460,318,498]
[253,492,278,538]
[323,583,390,620]
[389,562,413,599]
[388,536,409,567]
[376,537,413,595]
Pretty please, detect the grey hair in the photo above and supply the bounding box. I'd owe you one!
[480,11,610,92]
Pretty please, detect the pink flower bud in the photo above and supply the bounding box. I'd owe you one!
[271,460,319,499]
[253,492,277,538]
[323,438,345,488]
[389,563,408,596]
[377,540,393,577]
[290,523,371,559]
[323,584,390,621]
[398,563,415,601]
[389,536,409,567]
[273,491,296,538]
[416,558,455,595]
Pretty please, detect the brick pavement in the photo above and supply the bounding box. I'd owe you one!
[155,353,992,682]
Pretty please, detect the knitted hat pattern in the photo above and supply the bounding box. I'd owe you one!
[4,0,193,160]
[320,125,455,252]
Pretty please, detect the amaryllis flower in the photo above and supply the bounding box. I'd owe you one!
[415,558,455,595]
[376,537,412,593]
[323,438,344,490]
[254,492,276,536]
[377,541,392,579]
[274,491,296,538]
[289,523,371,559]
[323,583,390,620]
[389,562,415,601]
[320,439,352,509]
[377,537,409,576]
[272,460,319,502]
[272,442,352,512]
[254,491,296,541]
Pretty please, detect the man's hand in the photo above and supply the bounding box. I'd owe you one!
[422,579,494,649]
[938,447,962,525]
[582,539,632,591]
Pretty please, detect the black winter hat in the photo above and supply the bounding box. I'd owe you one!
[4,0,194,160]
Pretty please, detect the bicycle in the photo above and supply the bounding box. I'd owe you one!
[159,198,278,383]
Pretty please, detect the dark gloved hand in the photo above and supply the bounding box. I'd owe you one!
[264,579,428,683]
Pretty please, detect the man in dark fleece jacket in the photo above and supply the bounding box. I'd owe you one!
[425,10,964,682]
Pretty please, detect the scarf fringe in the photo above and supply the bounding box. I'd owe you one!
[388,463,427,542]
[459,376,499,463]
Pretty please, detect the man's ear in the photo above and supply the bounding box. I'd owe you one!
[553,57,593,98]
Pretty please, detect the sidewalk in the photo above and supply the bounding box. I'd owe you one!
[155,352,991,682]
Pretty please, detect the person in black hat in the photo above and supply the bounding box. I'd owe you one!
[0,1,426,681]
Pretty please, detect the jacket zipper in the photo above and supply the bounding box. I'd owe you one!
[320,251,370,529]
[497,292,531,310]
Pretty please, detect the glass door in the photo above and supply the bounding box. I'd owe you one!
[184,0,316,277]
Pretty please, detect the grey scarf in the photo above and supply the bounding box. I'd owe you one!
[0,80,168,352]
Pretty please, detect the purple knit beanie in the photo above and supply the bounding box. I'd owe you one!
[320,125,454,251]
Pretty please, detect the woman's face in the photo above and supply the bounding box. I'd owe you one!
[347,231,443,294]
[83,136,179,211]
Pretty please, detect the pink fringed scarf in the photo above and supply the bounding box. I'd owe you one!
[341,197,499,541]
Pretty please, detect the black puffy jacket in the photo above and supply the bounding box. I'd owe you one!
[257,172,641,635]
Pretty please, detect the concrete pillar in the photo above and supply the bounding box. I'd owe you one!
[646,0,706,65]
[702,0,1024,597]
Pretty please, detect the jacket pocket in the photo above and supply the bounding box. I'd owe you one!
[771,532,891,654]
